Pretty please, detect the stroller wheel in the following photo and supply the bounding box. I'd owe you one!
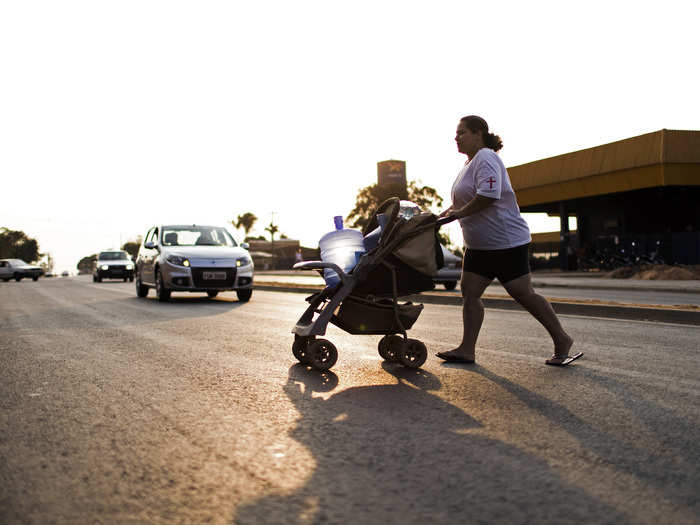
[292,335,313,364]
[307,339,338,371]
[398,339,427,368]
[378,335,403,361]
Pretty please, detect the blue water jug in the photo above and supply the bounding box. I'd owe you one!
[363,213,388,251]
[319,216,365,287]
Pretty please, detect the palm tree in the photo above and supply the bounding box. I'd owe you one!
[264,222,279,243]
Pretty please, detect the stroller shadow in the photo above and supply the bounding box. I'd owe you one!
[233,364,624,524]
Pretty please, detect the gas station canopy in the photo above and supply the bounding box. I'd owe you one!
[508,129,700,210]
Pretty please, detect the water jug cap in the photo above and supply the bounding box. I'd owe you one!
[334,216,343,230]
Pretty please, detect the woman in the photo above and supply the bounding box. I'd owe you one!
[436,115,579,366]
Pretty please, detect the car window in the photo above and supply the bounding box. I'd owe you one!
[9,259,27,267]
[99,251,129,260]
[145,228,157,246]
[161,226,237,247]
[0,261,6,267]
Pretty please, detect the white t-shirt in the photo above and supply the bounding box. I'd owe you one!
[450,148,531,250]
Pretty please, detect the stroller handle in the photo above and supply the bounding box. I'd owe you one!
[436,215,459,227]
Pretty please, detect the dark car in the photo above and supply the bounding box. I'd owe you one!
[0,259,44,282]
[93,250,135,282]
[433,246,462,290]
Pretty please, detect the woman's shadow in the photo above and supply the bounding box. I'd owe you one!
[233,362,624,524]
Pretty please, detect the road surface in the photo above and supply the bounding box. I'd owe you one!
[1,277,699,524]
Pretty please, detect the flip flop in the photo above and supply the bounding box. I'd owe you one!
[545,352,584,366]
[436,352,475,364]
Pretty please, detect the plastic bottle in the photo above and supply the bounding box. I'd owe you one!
[319,216,366,287]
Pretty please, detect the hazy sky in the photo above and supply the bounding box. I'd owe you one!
[2,1,698,272]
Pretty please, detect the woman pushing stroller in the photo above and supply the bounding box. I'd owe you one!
[436,115,581,366]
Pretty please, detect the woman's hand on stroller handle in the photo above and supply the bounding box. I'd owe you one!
[436,214,459,226]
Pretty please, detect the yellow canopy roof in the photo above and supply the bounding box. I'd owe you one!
[508,129,700,207]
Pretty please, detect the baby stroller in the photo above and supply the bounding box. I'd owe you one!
[291,198,453,371]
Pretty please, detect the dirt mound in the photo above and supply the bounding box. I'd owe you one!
[606,264,700,280]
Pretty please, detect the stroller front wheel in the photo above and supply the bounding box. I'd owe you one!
[378,335,403,361]
[292,335,313,364]
[307,339,338,371]
[397,339,427,368]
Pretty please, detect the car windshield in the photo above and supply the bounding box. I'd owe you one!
[8,259,29,267]
[161,226,237,247]
[99,251,129,260]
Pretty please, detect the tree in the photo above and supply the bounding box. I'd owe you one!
[233,212,258,236]
[0,227,42,262]
[346,180,444,231]
[264,222,279,243]
[77,254,97,274]
[121,237,142,260]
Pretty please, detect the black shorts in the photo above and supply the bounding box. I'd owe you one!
[463,243,531,283]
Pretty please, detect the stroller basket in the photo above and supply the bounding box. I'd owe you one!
[331,295,423,335]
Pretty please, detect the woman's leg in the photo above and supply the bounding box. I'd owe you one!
[438,271,492,360]
[501,273,573,357]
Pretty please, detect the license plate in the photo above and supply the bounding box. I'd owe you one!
[203,271,227,280]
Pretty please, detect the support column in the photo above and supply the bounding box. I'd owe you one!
[559,202,569,271]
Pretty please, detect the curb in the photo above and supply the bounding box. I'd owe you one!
[254,283,700,326]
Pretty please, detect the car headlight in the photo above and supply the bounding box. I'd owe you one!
[126,264,134,270]
[236,256,252,267]
[101,265,109,270]
[166,255,190,267]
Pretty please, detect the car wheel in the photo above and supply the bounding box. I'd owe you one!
[444,281,457,291]
[135,275,149,298]
[155,268,171,302]
[129,276,134,282]
[207,291,219,298]
[93,275,97,282]
[14,273,22,282]
[236,288,252,302]
[2,278,9,282]
[96,275,102,282]
[32,275,39,281]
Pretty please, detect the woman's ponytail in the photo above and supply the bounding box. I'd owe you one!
[485,132,503,152]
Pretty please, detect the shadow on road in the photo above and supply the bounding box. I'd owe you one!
[473,366,700,513]
[233,363,625,524]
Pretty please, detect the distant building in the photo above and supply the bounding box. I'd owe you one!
[378,160,407,190]
[245,239,319,270]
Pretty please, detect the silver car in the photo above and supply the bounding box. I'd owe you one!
[135,225,254,302]
[0,259,44,282]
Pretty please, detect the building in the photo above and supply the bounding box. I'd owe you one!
[509,129,700,268]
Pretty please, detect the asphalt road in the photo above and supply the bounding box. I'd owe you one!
[2,277,699,524]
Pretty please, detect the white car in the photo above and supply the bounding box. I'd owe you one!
[134,224,254,302]
[433,246,462,290]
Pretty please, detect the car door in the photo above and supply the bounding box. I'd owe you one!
[0,261,9,280]
[141,227,159,285]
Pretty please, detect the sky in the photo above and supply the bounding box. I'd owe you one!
[2,0,698,273]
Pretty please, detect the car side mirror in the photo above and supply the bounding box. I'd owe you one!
[240,242,250,250]
[144,241,156,250]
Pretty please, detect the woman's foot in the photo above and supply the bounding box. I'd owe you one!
[546,334,577,365]
[552,334,574,358]
[435,348,475,363]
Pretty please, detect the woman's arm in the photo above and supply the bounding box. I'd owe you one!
[449,194,497,220]
[437,205,455,219]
